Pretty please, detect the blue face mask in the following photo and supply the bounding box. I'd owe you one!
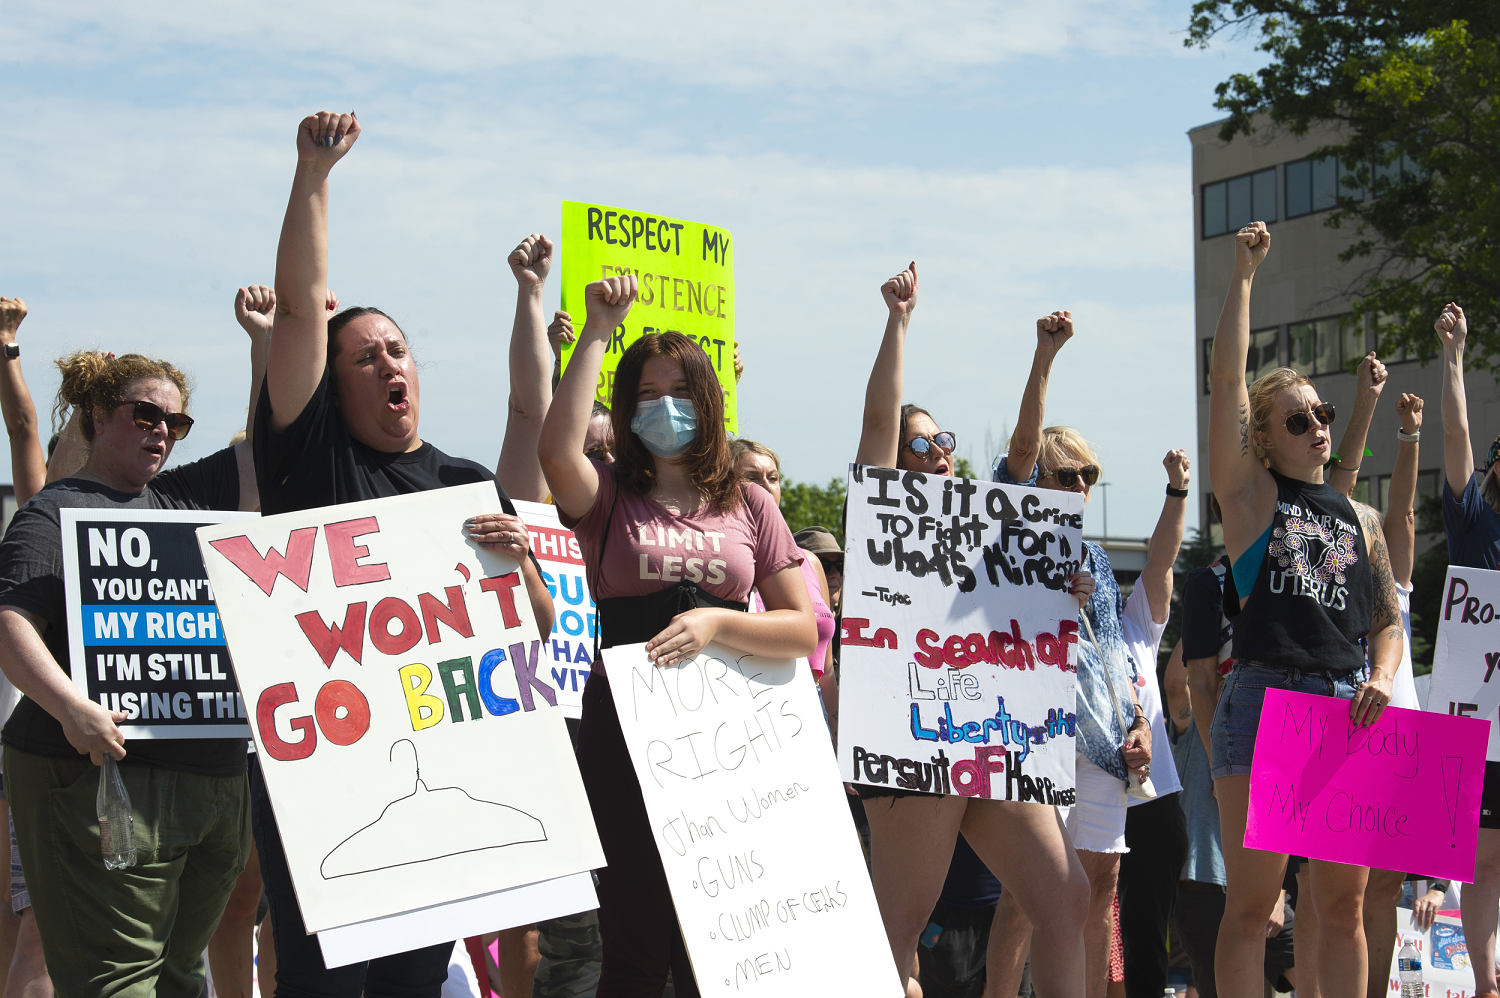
[631,396,698,458]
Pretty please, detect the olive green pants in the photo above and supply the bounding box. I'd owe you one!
[4,747,249,998]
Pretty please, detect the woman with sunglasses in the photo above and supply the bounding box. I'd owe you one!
[1208,222,1400,998]
[539,277,815,997]
[254,111,556,997]
[990,315,1185,998]
[0,350,259,996]
[854,261,1091,998]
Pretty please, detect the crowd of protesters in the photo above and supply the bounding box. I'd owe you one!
[0,113,1495,998]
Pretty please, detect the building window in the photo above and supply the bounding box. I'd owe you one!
[1288,315,1361,376]
[1286,155,1363,218]
[1202,339,1214,395]
[1202,167,1277,238]
[1248,326,1280,382]
[1418,469,1442,502]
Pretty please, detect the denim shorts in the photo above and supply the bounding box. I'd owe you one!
[1210,662,1361,779]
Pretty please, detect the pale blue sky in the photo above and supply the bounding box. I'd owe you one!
[1,1,1264,537]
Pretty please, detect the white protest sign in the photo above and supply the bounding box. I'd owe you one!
[838,466,1083,802]
[317,871,597,969]
[63,509,255,738]
[1383,907,1474,994]
[514,499,595,719]
[609,640,901,997]
[197,483,603,933]
[1430,566,1500,760]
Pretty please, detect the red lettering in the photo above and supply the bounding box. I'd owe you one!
[418,585,474,643]
[209,527,318,596]
[481,574,523,628]
[913,628,943,669]
[295,603,367,667]
[314,680,371,745]
[257,682,315,761]
[369,597,422,655]
[324,517,391,587]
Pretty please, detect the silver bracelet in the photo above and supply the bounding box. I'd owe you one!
[1397,429,1421,443]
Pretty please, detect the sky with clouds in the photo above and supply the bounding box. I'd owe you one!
[1,1,1266,537]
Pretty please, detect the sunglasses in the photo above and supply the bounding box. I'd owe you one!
[1039,464,1100,489]
[584,445,612,462]
[1284,402,1336,436]
[119,400,194,440]
[905,430,956,458]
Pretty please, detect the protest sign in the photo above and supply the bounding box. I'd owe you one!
[514,500,594,718]
[609,640,901,997]
[197,483,604,934]
[1430,566,1500,759]
[63,509,254,738]
[837,466,1084,802]
[317,872,597,969]
[559,200,736,431]
[1383,907,1474,995]
[1246,690,1486,882]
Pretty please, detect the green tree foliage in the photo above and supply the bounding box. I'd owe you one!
[1188,4,1500,371]
[780,457,981,547]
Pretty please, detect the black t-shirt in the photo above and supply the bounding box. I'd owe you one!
[255,368,519,514]
[1181,556,1235,662]
[1232,470,1373,675]
[0,449,248,775]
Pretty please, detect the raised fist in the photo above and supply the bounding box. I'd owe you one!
[1163,449,1191,490]
[234,285,276,338]
[547,311,575,361]
[733,341,744,382]
[1036,310,1074,358]
[296,111,360,167]
[1233,221,1271,277]
[881,262,918,317]
[1355,352,1388,397]
[585,276,637,330]
[508,234,553,288]
[1395,393,1424,434]
[1434,302,1467,354]
[0,297,27,340]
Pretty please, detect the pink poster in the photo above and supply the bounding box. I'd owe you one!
[1246,689,1488,883]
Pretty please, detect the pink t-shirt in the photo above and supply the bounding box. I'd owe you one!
[563,463,802,604]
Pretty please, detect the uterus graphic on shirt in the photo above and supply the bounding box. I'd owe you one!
[634,523,729,586]
[1267,500,1359,610]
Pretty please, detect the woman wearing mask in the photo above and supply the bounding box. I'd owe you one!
[539,276,816,997]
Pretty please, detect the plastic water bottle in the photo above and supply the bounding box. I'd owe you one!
[1397,939,1423,997]
[96,756,136,870]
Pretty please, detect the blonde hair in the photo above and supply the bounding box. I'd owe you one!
[730,438,781,474]
[1248,367,1313,464]
[1038,426,1102,481]
[55,351,190,442]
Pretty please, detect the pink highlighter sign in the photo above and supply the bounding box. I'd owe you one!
[1246,689,1487,883]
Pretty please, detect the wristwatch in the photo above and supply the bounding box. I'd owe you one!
[2,343,17,360]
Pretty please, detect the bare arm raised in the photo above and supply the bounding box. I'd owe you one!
[1349,501,1402,726]
[1006,311,1074,480]
[1208,221,1274,556]
[1328,352,1387,498]
[1385,393,1423,587]
[854,262,916,469]
[1140,450,1190,623]
[268,110,359,431]
[538,277,637,520]
[1436,303,1474,495]
[496,234,555,503]
[0,298,46,504]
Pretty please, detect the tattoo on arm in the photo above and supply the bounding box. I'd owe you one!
[1238,402,1251,458]
[1358,502,1401,634]
[1174,703,1193,721]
